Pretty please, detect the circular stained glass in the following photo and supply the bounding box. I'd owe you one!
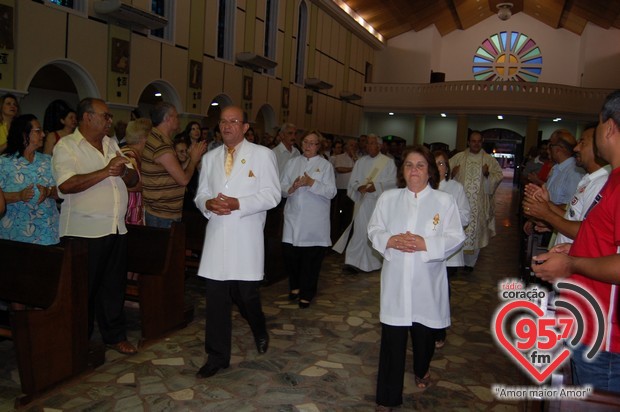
[472,31,542,82]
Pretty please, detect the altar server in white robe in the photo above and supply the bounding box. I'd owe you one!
[280,131,337,308]
[194,106,280,379]
[369,145,465,409]
[433,149,471,349]
[336,134,396,272]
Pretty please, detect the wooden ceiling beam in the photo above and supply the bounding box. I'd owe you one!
[338,0,620,40]
[566,0,620,29]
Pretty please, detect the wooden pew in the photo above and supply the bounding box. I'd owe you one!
[544,363,620,411]
[0,238,101,406]
[181,208,207,273]
[126,223,192,345]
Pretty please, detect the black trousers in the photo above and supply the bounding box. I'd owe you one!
[282,243,326,302]
[376,322,438,407]
[80,234,128,344]
[204,279,267,367]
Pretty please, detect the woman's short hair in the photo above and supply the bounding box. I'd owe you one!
[125,118,153,145]
[4,114,37,158]
[432,149,451,181]
[399,145,440,189]
[302,129,324,144]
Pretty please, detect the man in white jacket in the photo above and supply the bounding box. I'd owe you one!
[194,106,280,378]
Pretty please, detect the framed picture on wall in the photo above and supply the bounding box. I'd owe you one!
[243,76,253,100]
[189,60,202,89]
[111,38,129,74]
[281,87,289,108]
[305,95,313,114]
[0,5,14,50]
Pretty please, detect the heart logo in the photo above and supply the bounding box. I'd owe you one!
[493,300,571,383]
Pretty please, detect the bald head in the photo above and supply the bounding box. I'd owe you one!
[548,129,577,163]
[219,106,249,147]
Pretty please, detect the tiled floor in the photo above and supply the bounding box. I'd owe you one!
[0,179,529,411]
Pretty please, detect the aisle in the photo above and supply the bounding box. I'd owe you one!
[0,179,526,411]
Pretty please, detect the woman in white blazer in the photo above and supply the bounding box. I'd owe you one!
[368,145,465,409]
[280,130,337,308]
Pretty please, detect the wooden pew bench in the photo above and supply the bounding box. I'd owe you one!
[545,363,620,411]
[0,238,102,406]
[181,208,207,274]
[126,222,192,345]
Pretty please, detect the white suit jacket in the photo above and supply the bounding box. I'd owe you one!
[195,140,280,281]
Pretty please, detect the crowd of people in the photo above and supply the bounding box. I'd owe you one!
[0,93,503,410]
[2,90,620,410]
[521,94,620,394]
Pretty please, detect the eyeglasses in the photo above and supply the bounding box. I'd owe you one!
[89,111,114,121]
[303,141,320,146]
[218,119,243,126]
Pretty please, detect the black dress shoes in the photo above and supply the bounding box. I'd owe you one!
[196,362,228,378]
[255,335,269,354]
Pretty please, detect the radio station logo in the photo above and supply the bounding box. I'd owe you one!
[492,279,604,384]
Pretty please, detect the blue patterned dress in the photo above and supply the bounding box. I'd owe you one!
[0,152,59,245]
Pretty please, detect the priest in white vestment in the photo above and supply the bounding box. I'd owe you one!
[449,131,503,270]
[336,134,396,272]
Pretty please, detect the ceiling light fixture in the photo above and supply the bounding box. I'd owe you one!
[497,115,504,120]
[332,0,384,43]
[388,112,394,116]
[497,2,513,21]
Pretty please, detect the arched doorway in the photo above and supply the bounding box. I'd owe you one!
[254,104,277,144]
[205,94,233,130]
[20,59,98,122]
[135,80,183,121]
[480,127,524,184]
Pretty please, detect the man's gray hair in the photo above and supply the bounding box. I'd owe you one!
[367,133,382,145]
[279,122,296,134]
[150,102,176,127]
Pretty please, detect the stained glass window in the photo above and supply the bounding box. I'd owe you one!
[472,31,542,82]
[49,0,74,7]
